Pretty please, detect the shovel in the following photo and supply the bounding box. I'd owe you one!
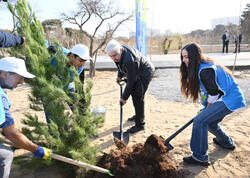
[113,81,129,145]
[0,137,114,176]
[164,118,194,151]
[164,108,205,150]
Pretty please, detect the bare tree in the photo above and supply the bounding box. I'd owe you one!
[240,3,250,43]
[61,0,133,77]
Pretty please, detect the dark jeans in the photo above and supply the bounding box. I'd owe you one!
[222,41,229,53]
[131,76,152,128]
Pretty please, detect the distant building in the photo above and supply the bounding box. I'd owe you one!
[211,16,240,29]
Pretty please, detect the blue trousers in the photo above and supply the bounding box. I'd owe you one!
[191,101,233,161]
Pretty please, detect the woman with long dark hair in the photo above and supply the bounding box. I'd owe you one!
[180,43,246,166]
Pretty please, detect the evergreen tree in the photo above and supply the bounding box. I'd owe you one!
[8,0,103,176]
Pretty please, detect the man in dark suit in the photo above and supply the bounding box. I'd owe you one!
[222,30,230,53]
[234,32,242,53]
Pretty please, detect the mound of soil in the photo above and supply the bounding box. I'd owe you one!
[87,134,184,178]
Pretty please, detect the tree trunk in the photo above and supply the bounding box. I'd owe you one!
[89,60,95,78]
[89,51,98,78]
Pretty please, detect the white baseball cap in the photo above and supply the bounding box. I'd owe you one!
[0,57,35,78]
[70,44,91,60]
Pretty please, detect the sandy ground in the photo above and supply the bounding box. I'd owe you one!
[6,70,250,178]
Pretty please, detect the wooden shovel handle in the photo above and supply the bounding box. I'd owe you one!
[51,153,108,174]
[0,137,109,174]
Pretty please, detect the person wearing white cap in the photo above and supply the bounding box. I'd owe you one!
[45,44,91,124]
[68,44,92,70]
[0,57,52,178]
[49,44,91,87]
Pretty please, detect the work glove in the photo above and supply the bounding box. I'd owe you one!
[33,146,52,160]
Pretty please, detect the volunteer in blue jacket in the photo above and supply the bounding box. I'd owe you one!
[48,44,90,90]
[180,43,246,166]
[0,57,51,178]
[44,44,91,124]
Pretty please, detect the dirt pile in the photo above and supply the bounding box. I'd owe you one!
[87,134,184,178]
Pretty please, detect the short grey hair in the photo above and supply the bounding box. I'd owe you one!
[106,39,122,54]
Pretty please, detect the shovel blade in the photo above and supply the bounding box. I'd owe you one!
[164,141,174,151]
[113,131,129,145]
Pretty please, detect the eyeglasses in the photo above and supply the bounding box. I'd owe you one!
[109,53,119,58]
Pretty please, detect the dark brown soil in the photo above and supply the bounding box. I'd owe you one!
[87,134,184,178]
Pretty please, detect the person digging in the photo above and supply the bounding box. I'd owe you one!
[106,39,155,133]
[0,57,51,178]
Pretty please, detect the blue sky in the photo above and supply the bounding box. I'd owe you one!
[1,0,249,36]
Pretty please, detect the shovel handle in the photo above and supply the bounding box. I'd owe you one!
[0,137,112,175]
[119,84,124,140]
[51,153,109,174]
[118,78,126,86]
[165,118,194,142]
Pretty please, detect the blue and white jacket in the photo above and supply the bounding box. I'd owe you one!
[0,87,10,125]
[198,62,246,111]
[50,47,84,92]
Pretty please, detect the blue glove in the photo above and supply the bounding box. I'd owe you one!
[33,146,52,160]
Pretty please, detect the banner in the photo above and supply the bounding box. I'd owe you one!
[136,0,147,56]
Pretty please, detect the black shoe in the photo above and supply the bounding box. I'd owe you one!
[183,156,210,167]
[128,115,136,121]
[127,126,145,134]
[213,138,235,150]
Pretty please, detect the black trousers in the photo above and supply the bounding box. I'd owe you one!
[234,42,241,53]
[222,41,229,53]
[131,76,152,127]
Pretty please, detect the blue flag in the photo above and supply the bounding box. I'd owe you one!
[136,0,147,56]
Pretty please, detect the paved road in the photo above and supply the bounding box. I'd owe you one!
[85,52,250,70]
[149,68,250,106]
[86,52,250,105]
